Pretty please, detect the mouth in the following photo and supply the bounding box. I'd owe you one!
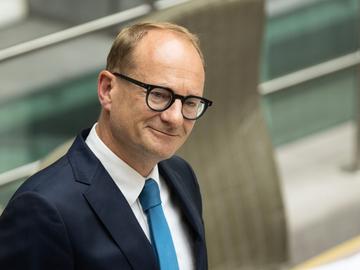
[149,127,178,137]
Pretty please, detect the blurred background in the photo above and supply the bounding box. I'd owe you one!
[0,0,359,269]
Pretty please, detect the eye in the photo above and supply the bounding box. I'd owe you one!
[148,88,172,104]
[184,98,201,108]
[151,90,168,99]
[185,101,197,107]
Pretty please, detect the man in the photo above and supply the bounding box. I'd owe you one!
[0,22,212,270]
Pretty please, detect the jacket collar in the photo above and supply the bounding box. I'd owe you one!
[67,129,158,269]
[158,161,205,241]
[159,159,207,270]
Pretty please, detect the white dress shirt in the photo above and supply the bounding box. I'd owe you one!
[85,123,195,270]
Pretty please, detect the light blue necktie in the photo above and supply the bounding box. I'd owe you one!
[139,179,179,270]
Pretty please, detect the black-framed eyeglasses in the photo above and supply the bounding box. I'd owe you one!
[111,72,213,120]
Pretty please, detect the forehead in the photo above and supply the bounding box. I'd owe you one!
[133,30,203,69]
[130,30,205,93]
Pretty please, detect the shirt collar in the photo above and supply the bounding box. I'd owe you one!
[85,123,160,206]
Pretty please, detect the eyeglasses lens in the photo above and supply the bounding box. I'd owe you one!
[146,88,206,120]
[147,88,172,110]
[182,98,204,119]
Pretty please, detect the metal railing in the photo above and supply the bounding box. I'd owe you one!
[260,51,360,171]
[0,5,151,62]
[0,161,40,187]
[0,0,189,62]
[258,51,360,95]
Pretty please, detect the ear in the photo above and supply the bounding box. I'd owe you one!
[98,70,115,112]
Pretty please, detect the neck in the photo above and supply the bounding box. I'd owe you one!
[96,120,158,177]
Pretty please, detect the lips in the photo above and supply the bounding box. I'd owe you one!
[149,127,178,137]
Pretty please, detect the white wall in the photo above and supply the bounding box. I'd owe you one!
[0,0,28,27]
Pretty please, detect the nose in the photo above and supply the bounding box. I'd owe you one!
[159,99,184,126]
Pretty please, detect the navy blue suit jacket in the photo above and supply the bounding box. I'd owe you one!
[0,129,207,270]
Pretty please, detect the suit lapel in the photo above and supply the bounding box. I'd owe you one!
[68,132,158,270]
[159,162,205,240]
[159,161,207,270]
[84,168,157,270]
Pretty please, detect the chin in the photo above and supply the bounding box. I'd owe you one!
[147,146,177,161]
[143,138,178,156]
[155,150,176,160]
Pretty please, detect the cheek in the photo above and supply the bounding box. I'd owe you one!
[184,121,195,135]
[112,91,147,118]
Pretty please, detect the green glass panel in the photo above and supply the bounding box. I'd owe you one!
[0,72,100,174]
[262,68,358,146]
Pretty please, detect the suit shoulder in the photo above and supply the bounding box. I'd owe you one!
[162,155,193,173]
[160,155,199,192]
[161,156,203,216]
[12,155,75,201]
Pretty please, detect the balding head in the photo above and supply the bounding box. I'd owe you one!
[106,22,204,73]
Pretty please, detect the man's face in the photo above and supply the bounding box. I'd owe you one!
[106,30,205,164]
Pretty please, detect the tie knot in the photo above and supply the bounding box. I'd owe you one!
[139,179,161,212]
